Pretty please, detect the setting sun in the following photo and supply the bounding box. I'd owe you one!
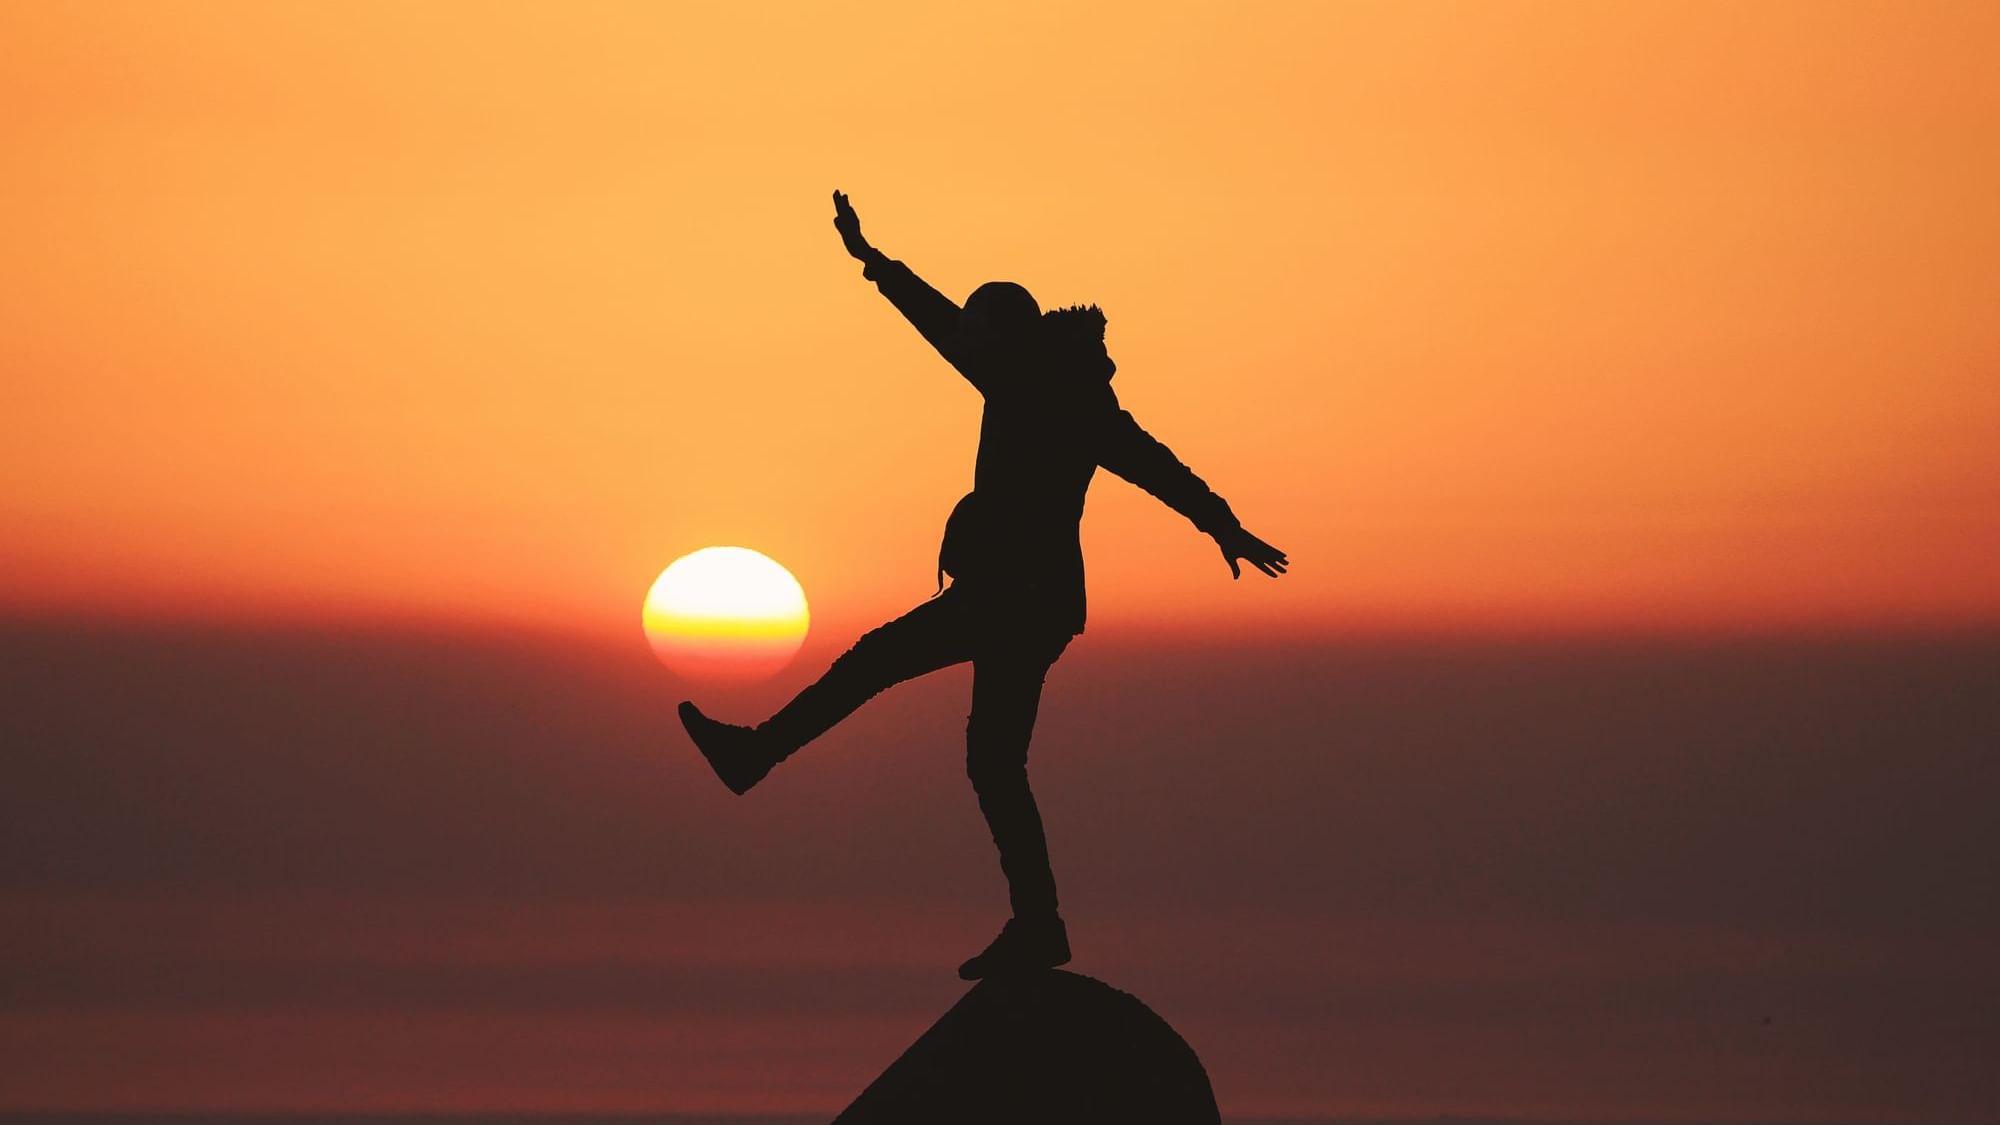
[643,546,810,682]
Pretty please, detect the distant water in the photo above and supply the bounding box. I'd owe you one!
[0,1114,1922,1125]
[0,1115,1526,1125]
[0,1115,1384,1125]
[0,1112,832,1120]
[0,1117,833,1125]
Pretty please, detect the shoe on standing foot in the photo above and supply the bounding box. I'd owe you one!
[957,913,1070,981]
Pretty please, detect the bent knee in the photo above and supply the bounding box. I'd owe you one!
[965,727,1032,785]
[966,754,1030,791]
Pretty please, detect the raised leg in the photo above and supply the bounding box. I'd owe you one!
[757,592,973,761]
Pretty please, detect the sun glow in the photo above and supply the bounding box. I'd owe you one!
[643,547,810,682]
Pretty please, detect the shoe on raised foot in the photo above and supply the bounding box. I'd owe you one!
[957,913,1071,981]
[678,701,774,796]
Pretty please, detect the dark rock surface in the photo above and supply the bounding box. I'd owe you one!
[832,969,1219,1124]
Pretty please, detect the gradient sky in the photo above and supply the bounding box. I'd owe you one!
[5,3,2000,1122]
[4,0,1998,641]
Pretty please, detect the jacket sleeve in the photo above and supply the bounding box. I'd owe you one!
[1098,408,1241,537]
[861,252,988,393]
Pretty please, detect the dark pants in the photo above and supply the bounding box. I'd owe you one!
[760,585,1074,919]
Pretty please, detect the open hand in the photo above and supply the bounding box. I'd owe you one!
[1215,526,1289,579]
[832,189,873,261]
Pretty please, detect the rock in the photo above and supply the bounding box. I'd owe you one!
[832,969,1219,1124]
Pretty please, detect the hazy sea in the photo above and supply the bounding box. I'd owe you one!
[2,1113,1937,1125]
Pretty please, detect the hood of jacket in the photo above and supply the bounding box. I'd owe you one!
[1040,303,1114,382]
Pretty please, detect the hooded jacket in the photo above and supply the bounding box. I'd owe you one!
[862,253,1241,636]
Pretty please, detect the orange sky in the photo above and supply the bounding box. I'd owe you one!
[4,1,1997,642]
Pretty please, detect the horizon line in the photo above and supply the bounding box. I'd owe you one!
[5,599,1997,650]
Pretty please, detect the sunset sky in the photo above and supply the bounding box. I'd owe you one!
[5,0,1997,639]
[4,3,1998,1122]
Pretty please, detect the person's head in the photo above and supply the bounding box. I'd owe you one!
[958,281,1041,355]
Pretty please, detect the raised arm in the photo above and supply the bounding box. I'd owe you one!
[1098,407,1290,579]
[832,190,986,391]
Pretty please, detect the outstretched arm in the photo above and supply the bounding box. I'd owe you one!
[833,190,985,391]
[1099,408,1289,579]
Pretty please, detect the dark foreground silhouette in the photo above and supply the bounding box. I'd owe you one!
[833,970,1219,1125]
[682,190,1287,979]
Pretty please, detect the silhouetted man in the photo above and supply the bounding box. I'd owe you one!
[680,190,1287,979]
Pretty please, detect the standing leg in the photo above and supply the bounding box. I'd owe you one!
[680,593,972,794]
[956,628,1074,979]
